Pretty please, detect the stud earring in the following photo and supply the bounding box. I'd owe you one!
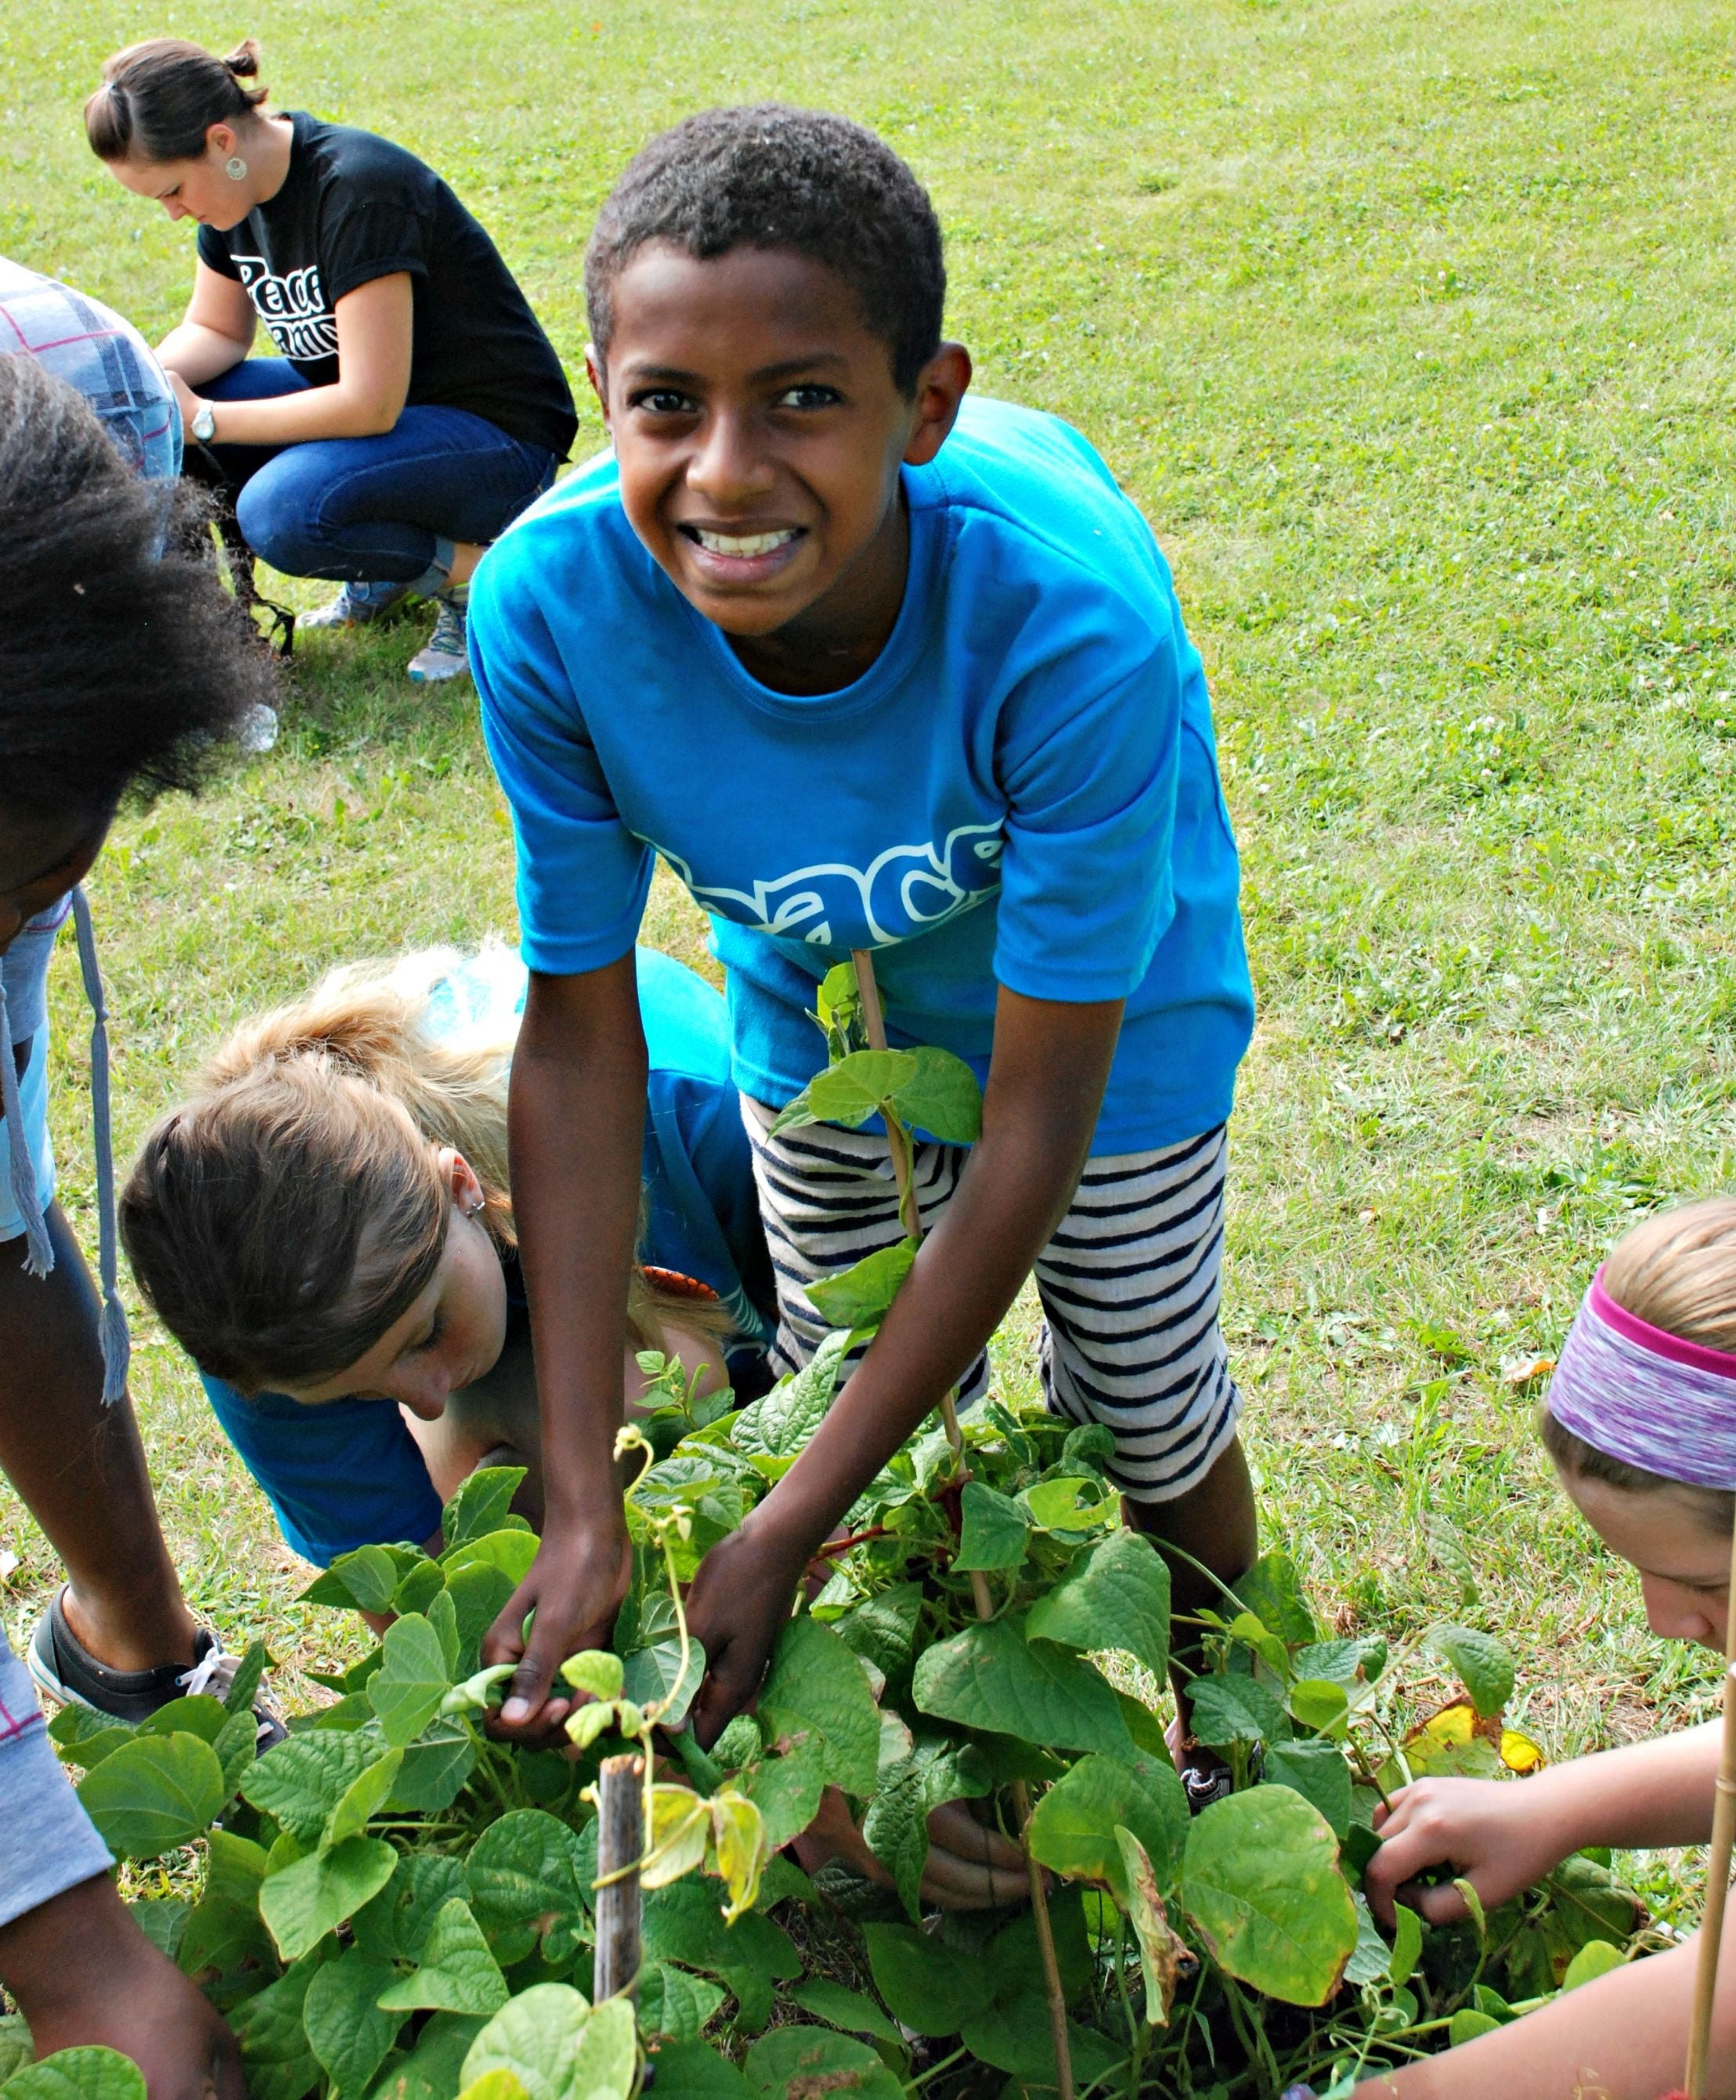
[225,155,247,180]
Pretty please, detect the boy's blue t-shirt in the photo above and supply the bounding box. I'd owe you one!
[203,947,770,1566]
[471,394,1254,1154]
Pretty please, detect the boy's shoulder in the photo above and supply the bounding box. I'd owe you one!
[915,395,1172,611]
[472,447,638,613]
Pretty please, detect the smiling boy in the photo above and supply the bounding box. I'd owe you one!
[469,106,1258,1757]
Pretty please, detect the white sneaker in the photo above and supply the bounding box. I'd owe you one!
[407,593,469,683]
[299,578,416,630]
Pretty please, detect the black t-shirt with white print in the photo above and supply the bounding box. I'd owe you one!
[197,112,576,460]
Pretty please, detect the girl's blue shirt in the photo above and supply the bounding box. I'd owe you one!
[471,393,1254,1154]
[202,946,769,1565]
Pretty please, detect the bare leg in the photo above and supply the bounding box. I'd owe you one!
[1125,1433,1258,1735]
[0,1205,198,1672]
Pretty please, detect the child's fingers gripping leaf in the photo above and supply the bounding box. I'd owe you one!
[483,1528,633,1737]
[684,1521,810,1749]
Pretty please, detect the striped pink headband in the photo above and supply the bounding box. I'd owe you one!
[1548,1269,1736,1492]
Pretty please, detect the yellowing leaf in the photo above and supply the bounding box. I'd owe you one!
[642,1785,709,1889]
[709,1788,767,1923]
[1500,1727,1545,1774]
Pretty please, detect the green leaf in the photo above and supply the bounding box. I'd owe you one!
[789,1979,903,2048]
[1188,1672,1291,1749]
[1264,1739,1353,1837]
[1292,1638,1372,1688]
[733,1332,850,1462]
[1233,1553,1318,1647]
[1025,1526,1171,1679]
[620,1638,704,1727]
[1020,1474,1115,1535]
[395,1558,449,1619]
[460,1983,595,2100]
[1425,1624,1516,1719]
[213,1707,258,1802]
[377,1899,509,2015]
[644,2042,750,2097]
[75,1733,224,1857]
[862,1922,994,2036]
[242,1730,379,1845]
[392,1719,478,1812]
[440,1529,539,1587]
[952,1480,1030,1572]
[137,1694,229,1745]
[261,1834,399,1961]
[913,1616,1135,1758]
[744,2027,902,2099]
[1345,1890,1392,1987]
[1026,1751,1189,1894]
[2,2048,146,2100]
[444,1467,530,1551]
[1180,1784,1359,2006]
[1391,1903,1424,1990]
[743,1732,828,1853]
[641,1881,799,2034]
[0,2019,34,2084]
[861,1736,992,1921]
[305,1947,408,2096]
[1448,2008,1503,2046]
[446,1562,518,1676]
[559,1650,624,1701]
[370,1615,453,1747]
[832,1584,923,1687]
[303,1543,402,1615]
[1561,1938,1625,1990]
[759,1615,881,1795]
[641,1963,727,2043]
[232,1947,333,2100]
[46,1705,134,1772]
[366,2012,490,2100]
[354,1852,471,1962]
[466,1810,590,1965]
[804,1239,916,1330]
[770,1050,917,1135]
[889,1045,982,1144]
[179,1827,276,1981]
[324,1747,405,1848]
[1289,1677,1352,1738]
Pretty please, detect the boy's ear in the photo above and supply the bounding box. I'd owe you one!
[583,345,612,435]
[902,343,973,468]
[440,1148,486,1215]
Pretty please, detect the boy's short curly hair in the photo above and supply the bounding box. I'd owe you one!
[584,105,946,396]
[0,355,273,821]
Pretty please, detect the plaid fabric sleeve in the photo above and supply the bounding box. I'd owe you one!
[0,1629,113,1929]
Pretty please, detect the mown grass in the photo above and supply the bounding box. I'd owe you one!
[5,0,1734,1923]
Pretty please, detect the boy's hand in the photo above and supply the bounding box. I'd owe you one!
[483,1521,633,1738]
[1365,1776,1570,1926]
[794,1787,1030,1911]
[684,1511,814,1747]
[0,1872,244,2100]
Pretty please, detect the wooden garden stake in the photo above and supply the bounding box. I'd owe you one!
[850,949,1076,2100]
[594,1752,644,2004]
[1684,1516,1736,2095]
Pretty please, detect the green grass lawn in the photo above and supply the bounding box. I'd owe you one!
[5,0,1734,1924]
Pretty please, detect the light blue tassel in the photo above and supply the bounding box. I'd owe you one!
[0,975,52,1280]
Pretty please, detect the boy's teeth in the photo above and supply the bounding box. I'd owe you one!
[694,527,798,557]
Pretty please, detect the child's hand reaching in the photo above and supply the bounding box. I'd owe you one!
[483,1521,633,1740]
[1365,1776,1572,1927]
[684,1512,816,1747]
[795,1787,1030,1911]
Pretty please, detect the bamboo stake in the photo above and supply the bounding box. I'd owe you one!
[1685,1517,1736,2095]
[594,1752,644,2004]
[850,949,1074,2100]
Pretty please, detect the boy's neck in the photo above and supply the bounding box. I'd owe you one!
[724,496,911,697]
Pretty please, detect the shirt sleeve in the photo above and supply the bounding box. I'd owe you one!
[317,195,435,305]
[196,225,241,280]
[0,1631,112,1929]
[991,626,1182,1005]
[200,1375,444,1567]
[471,544,655,975]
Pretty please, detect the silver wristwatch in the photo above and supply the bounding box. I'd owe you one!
[191,402,217,443]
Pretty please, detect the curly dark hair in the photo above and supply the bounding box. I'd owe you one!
[0,355,275,821]
[585,105,946,396]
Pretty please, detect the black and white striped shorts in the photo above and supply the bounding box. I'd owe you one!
[741,1101,1243,1503]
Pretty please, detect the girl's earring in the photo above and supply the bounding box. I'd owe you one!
[225,155,247,180]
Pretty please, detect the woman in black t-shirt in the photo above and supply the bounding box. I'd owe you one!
[88,38,578,684]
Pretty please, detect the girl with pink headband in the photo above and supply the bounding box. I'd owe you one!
[1343,1198,1736,2097]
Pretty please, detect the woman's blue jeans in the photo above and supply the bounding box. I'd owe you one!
[200,359,556,590]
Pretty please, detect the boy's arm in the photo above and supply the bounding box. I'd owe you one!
[685,984,1123,1745]
[482,956,647,1736]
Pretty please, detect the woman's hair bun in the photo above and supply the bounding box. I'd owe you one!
[222,38,262,78]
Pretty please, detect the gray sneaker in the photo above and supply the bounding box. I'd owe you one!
[407,591,470,683]
[300,577,416,630]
